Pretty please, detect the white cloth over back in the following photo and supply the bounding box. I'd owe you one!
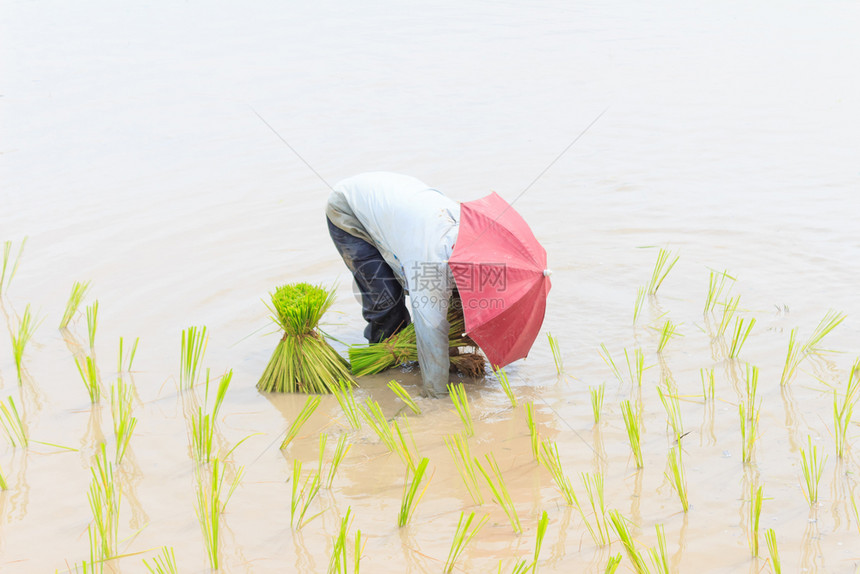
[327,172,460,396]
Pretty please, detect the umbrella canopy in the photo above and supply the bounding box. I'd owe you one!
[449,192,551,368]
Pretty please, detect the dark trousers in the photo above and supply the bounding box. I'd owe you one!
[327,217,411,343]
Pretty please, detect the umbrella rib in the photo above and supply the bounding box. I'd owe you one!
[509,106,609,209]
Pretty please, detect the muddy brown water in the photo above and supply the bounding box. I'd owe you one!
[3,1,860,572]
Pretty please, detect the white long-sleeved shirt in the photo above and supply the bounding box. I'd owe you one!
[326,172,460,397]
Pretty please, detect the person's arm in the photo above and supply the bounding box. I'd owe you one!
[409,275,453,397]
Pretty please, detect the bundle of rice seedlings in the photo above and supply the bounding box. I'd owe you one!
[257,283,352,394]
[349,310,486,377]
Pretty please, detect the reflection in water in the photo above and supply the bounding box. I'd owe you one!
[20,372,46,422]
[800,509,824,573]
[80,406,106,459]
[828,459,847,531]
[400,527,432,573]
[584,544,609,574]
[591,426,606,476]
[699,398,717,447]
[291,530,318,574]
[8,452,29,522]
[780,385,801,454]
[723,360,743,403]
[671,513,688,573]
[630,469,643,527]
[658,355,676,394]
[221,519,253,574]
[549,506,572,563]
[118,449,149,531]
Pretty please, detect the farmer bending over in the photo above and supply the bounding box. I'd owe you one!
[326,172,459,398]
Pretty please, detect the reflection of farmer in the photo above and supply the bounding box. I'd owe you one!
[326,172,459,397]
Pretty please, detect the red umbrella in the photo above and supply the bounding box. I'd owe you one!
[449,192,552,368]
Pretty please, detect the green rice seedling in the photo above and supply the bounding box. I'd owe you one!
[332,378,362,430]
[590,383,605,425]
[727,317,755,359]
[621,400,643,468]
[580,471,610,546]
[179,325,208,389]
[532,510,549,573]
[738,401,759,464]
[851,486,860,534]
[833,389,855,458]
[500,560,531,574]
[0,237,27,294]
[11,304,39,384]
[445,433,484,505]
[117,336,140,373]
[704,268,735,314]
[444,511,489,573]
[765,528,781,574]
[75,355,102,403]
[476,453,521,534]
[625,347,645,387]
[655,319,679,353]
[744,364,759,411]
[189,370,233,462]
[398,457,430,527]
[779,328,802,385]
[657,386,683,440]
[834,361,859,457]
[647,248,679,295]
[609,510,649,574]
[538,439,576,506]
[648,523,670,574]
[88,443,120,559]
[540,446,608,546]
[327,434,351,488]
[290,460,324,529]
[60,280,91,329]
[605,554,623,574]
[195,459,228,568]
[748,482,763,556]
[633,285,646,325]
[598,344,625,385]
[259,283,353,393]
[360,399,397,452]
[142,546,178,574]
[547,332,563,374]
[86,300,99,350]
[392,416,420,471]
[665,445,688,512]
[280,395,321,449]
[802,309,846,354]
[111,377,137,464]
[449,383,475,438]
[0,396,28,447]
[328,507,362,574]
[317,433,328,476]
[69,524,103,574]
[800,436,826,505]
[0,462,8,490]
[525,401,540,461]
[388,379,421,414]
[349,323,417,376]
[349,308,484,377]
[700,367,715,400]
[495,367,517,408]
[715,294,741,338]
